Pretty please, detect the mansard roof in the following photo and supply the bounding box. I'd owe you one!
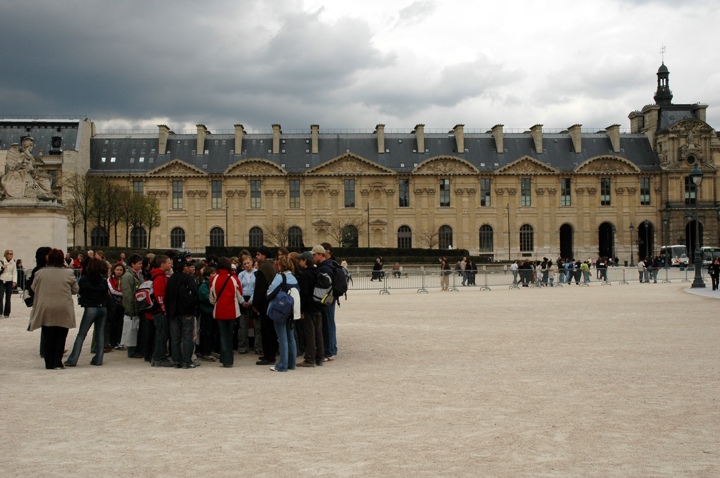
[86,128,660,176]
[0,119,84,154]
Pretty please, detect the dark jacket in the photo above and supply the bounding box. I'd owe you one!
[296,264,321,313]
[78,274,109,307]
[253,259,276,313]
[165,271,199,318]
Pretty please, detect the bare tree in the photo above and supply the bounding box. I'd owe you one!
[143,196,162,248]
[325,216,367,247]
[417,228,439,249]
[264,216,293,248]
[64,173,94,247]
[119,190,145,247]
[66,197,82,248]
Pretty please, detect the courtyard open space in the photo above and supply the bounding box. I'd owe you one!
[0,282,718,477]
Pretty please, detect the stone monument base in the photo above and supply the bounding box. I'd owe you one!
[0,201,67,271]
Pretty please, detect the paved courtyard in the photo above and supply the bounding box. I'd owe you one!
[0,282,718,477]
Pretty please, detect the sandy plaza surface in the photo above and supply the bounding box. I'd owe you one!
[0,282,718,477]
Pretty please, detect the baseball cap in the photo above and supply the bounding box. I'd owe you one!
[311,245,326,255]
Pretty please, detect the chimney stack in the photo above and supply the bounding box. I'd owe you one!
[272,124,281,154]
[605,124,620,153]
[491,124,504,153]
[568,124,582,153]
[196,124,208,155]
[375,124,385,154]
[413,124,425,153]
[158,124,170,155]
[311,124,319,154]
[530,124,543,153]
[453,124,465,153]
[233,124,245,154]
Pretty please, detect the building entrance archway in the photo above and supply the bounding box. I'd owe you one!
[598,222,615,259]
[559,224,573,259]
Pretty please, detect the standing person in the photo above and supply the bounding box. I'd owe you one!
[210,257,242,368]
[708,258,720,291]
[197,266,217,362]
[165,254,200,369]
[637,259,646,283]
[26,247,51,357]
[316,243,339,362]
[296,251,323,367]
[266,255,300,372]
[107,263,126,349]
[254,247,277,366]
[237,256,257,355]
[0,250,18,317]
[460,257,468,286]
[371,258,384,281]
[65,258,109,367]
[510,260,519,285]
[149,255,172,367]
[440,258,451,291]
[580,261,590,284]
[28,249,79,370]
[16,259,25,292]
[120,254,144,358]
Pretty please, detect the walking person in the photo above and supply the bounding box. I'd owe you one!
[28,249,79,370]
[210,257,242,368]
[0,249,18,318]
[708,258,720,291]
[65,258,109,367]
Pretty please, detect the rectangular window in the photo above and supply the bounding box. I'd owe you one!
[250,180,261,209]
[398,179,410,207]
[640,177,651,206]
[480,178,491,207]
[132,180,144,195]
[440,178,450,207]
[289,179,301,208]
[600,178,611,206]
[344,179,355,208]
[211,180,223,209]
[172,180,183,209]
[520,178,531,206]
[561,178,571,206]
[685,177,697,206]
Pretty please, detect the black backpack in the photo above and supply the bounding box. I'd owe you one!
[331,261,349,302]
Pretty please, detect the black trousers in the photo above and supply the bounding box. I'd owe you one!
[41,325,68,369]
[260,313,278,361]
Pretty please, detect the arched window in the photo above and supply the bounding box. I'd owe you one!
[249,227,264,247]
[288,226,303,248]
[479,225,493,252]
[209,227,225,247]
[91,227,109,247]
[439,225,453,250]
[398,225,412,249]
[519,224,534,252]
[342,225,359,248]
[170,227,185,249]
[131,227,147,249]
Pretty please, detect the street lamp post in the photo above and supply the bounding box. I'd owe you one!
[612,226,616,260]
[644,219,650,259]
[689,164,705,288]
[629,223,635,267]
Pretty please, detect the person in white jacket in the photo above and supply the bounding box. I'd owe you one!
[0,250,18,317]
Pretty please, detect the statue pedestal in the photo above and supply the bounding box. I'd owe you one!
[0,201,67,270]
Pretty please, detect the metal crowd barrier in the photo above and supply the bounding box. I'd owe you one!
[346,266,709,294]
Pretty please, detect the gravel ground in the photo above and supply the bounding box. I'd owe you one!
[0,282,718,477]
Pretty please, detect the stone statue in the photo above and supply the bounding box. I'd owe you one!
[0,136,55,201]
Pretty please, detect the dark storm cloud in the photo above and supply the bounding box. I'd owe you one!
[0,1,392,129]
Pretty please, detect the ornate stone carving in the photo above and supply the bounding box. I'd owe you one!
[582,159,624,173]
[495,188,505,196]
[587,187,597,195]
[227,162,284,176]
[535,188,545,195]
[507,188,517,195]
[264,190,275,196]
[454,188,464,195]
[465,188,476,195]
[329,189,339,196]
[360,189,371,196]
[187,190,196,197]
[547,188,557,195]
[303,189,314,196]
[384,188,395,196]
[575,187,585,194]
[626,187,636,194]
[416,159,475,175]
[275,190,286,197]
[226,190,236,197]
[615,187,625,195]
[0,138,55,201]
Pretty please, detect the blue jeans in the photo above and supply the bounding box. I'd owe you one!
[170,315,195,366]
[152,312,169,363]
[66,306,107,366]
[322,301,337,358]
[273,320,297,371]
[217,320,234,366]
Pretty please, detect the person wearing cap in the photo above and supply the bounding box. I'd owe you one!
[253,247,277,366]
[149,255,172,366]
[165,253,200,369]
[296,251,323,367]
[313,243,337,362]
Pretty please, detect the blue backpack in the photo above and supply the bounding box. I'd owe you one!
[267,274,295,324]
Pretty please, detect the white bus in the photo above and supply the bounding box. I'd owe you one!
[701,246,720,266]
[660,245,689,267]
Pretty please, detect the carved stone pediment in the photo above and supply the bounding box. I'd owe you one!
[147,159,207,177]
[575,156,639,174]
[224,159,286,176]
[312,219,332,227]
[369,218,388,226]
[413,156,479,175]
[496,156,559,175]
[306,153,394,176]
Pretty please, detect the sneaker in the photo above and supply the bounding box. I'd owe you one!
[64,361,76,367]
[211,352,221,359]
[198,354,216,362]
[182,362,200,369]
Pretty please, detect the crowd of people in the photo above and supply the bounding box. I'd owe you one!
[20,243,346,371]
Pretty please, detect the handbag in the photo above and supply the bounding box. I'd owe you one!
[24,295,33,308]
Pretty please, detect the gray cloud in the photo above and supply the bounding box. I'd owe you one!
[395,1,437,27]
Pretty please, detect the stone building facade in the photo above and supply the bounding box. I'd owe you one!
[1,64,718,262]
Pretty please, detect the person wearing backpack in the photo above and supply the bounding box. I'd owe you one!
[120,254,144,358]
[296,251,323,367]
[165,253,200,369]
[266,255,300,372]
[314,243,338,362]
[148,255,172,366]
[210,257,242,368]
[253,247,277,366]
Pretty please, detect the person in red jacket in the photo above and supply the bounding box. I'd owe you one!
[210,257,242,368]
[148,255,172,366]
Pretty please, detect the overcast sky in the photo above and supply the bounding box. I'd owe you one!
[1,0,718,134]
